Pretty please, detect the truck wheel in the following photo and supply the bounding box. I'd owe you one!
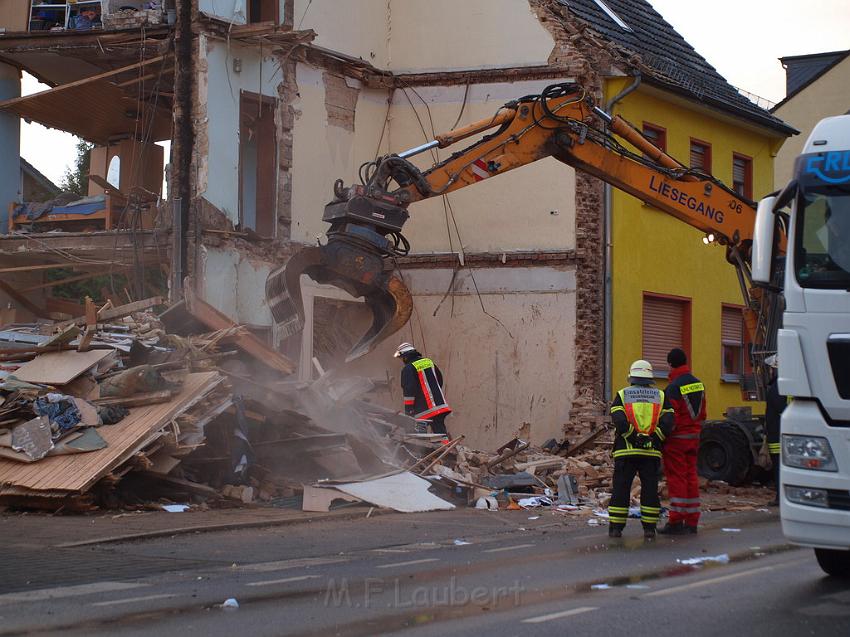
[815,548,850,578]
[698,421,751,486]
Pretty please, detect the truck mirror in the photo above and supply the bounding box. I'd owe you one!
[752,195,777,285]
[773,179,797,213]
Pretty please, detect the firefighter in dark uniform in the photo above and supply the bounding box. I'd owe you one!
[764,355,786,506]
[659,348,706,535]
[608,359,674,539]
[394,342,452,436]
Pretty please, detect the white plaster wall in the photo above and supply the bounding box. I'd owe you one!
[200,36,282,223]
[344,266,578,450]
[387,0,554,72]
[292,0,389,68]
[201,245,275,325]
[774,55,850,187]
[289,62,391,244]
[388,80,576,253]
[199,0,247,24]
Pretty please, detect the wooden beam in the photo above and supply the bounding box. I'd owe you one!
[184,285,295,375]
[97,296,163,321]
[0,279,50,318]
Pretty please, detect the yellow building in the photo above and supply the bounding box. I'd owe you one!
[607,81,789,416]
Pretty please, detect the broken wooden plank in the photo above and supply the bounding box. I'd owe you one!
[98,296,163,321]
[12,349,113,385]
[40,324,80,349]
[563,425,608,458]
[184,284,295,375]
[92,390,177,408]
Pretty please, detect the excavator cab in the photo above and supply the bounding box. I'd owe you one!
[265,179,415,361]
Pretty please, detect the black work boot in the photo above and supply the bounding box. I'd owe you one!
[643,526,656,540]
[608,525,623,538]
[658,522,687,535]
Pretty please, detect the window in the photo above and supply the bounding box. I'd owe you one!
[732,153,753,199]
[591,0,633,31]
[248,0,279,24]
[689,139,712,174]
[239,92,277,237]
[642,293,691,377]
[721,305,744,381]
[642,123,667,154]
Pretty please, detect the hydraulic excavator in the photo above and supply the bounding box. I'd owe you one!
[265,82,784,485]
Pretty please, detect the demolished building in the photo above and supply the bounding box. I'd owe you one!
[0,0,791,455]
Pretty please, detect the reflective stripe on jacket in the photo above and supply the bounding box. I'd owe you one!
[610,384,674,458]
[401,357,451,420]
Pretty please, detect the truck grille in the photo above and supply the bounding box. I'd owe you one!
[826,340,850,399]
[827,489,850,511]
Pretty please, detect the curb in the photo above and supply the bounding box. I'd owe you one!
[56,506,391,548]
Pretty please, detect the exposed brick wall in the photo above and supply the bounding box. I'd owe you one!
[277,57,298,239]
[530,0,621,437]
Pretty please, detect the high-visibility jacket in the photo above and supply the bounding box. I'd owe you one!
[610,384,674,458]
[666,365,707,439]
[401,356,452,421]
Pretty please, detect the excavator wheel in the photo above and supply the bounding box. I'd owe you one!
[698,420,752,486]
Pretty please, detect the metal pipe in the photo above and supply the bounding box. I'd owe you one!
[603,72,641,401]
[398,140,439,159]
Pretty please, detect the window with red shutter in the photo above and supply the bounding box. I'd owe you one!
[642,294,690,376]
[721,305,744,380]
[732,154,753,199]
[642,123,667,154]
[689,139,711,173]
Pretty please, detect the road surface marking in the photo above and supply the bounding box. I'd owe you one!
[483,543,536,553]
[238,557,349,572]
[522,606,598,624]
[643,565,775,597]
[0,582,146,606]
[376,558,440,569]
[246,575,321,587]
[91,593,176,607]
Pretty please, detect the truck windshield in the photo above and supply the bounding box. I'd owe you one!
[795,183,850,288]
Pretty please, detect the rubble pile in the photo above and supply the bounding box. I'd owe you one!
[0,294,775,518]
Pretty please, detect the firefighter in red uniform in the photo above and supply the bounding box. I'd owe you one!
[658,348,707,535]
[394,343,452,436]
[608,360,674,539]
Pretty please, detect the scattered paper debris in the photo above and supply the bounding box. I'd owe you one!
[591,584,612,590]
[162,504,190,513]
[453,539,471,546]
[721,528,741,533]
[676,554,730,566]
[221,598,239,610]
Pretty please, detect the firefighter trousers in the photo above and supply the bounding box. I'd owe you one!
[609,456,661,530]
[662,437,701,527]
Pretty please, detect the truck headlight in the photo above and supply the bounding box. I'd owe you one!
[782,435,838,471]
[785,485,829,507]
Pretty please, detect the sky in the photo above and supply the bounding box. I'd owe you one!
[19,0,850,186]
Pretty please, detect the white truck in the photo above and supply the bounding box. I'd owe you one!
[754,114,850,577]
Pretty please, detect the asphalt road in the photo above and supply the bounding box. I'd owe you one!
[1,508,847,636]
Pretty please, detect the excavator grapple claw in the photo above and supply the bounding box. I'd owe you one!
[266,235,413,362]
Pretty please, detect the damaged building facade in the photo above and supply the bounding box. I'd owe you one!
[0,0,789,451]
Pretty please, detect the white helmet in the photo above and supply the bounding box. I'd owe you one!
[394,342,416,358]
[629,359,654,379]
[765,354,778,369]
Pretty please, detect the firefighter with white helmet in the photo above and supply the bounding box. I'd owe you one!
[607,359,674,539]
[394,342,452,436]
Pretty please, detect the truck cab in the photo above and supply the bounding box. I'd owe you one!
[756,114,850,576]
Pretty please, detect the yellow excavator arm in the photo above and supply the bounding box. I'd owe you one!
[267,82,780,377]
